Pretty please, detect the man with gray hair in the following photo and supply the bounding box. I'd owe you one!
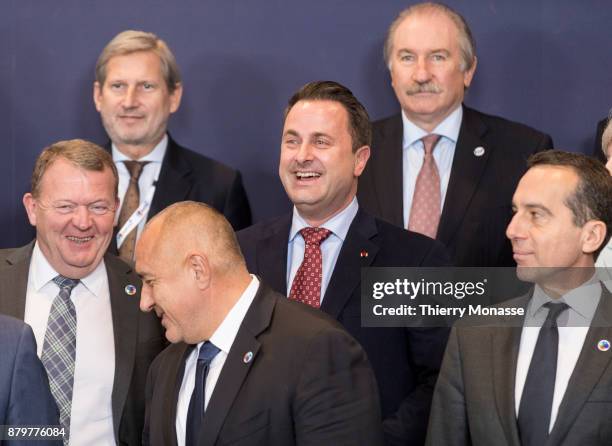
[93,30,251,263]
[358,2,553,267]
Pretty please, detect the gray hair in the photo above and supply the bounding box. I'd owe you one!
[384,2,476,72]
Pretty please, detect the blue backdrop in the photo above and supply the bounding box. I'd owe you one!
[1,0,610,247]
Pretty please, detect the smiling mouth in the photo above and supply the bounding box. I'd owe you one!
[295,171,321,180]
[66,235,94,244]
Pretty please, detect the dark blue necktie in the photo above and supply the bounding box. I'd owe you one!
[185,341,220,445]
[518,302,569,446]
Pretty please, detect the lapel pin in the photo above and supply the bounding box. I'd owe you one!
[243,351,254,363]
[125,284,137,296]
[360,250,368,258]
[473,146,485,157]
[598,340,610,352]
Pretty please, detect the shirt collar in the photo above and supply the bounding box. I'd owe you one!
[401,105,463,149]
[529,272,601,321]
[30,241,108,298]
[289,196,359,243]
[207,275,260,355]
[112,133,168,163]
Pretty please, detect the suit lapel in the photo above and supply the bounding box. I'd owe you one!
[437,107,492,245]
[492,295,529,446]
[199,285,273,446]
[255,215,291,294]
[0,242,35,318]
[547,287,612,445]
[373,115,404,227]
[148,135,194,218]
[163,344,192,446]
[105,254,141,435]
[321,209,379,319]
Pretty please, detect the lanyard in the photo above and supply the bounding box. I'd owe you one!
[116,183,157,249]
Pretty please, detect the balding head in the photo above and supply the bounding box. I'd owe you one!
[139,201,245,276]
[135,201,250,343]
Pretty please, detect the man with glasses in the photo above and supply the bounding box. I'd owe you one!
[0,139,164,446]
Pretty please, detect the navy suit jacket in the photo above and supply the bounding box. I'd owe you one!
[147,135,251,230]
[0,314,61,446]
[238,208,451,445]
[109,134,251,233]
[143,283,384,446]
[358,106,553,267]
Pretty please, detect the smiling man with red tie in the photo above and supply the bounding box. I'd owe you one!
[238,80,451,445]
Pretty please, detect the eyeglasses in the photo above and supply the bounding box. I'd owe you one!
[39,201,117,216]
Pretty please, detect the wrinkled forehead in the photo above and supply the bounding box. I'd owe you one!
[394,8,461,44]
[38,159,116,201]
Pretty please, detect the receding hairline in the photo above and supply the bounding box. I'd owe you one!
[384,2,476,72]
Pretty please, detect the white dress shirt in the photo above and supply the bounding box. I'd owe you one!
[24,242,116,446]
[515,277,601,433]
[401,106,462,227]
[175,275,260,446]
[286,197,358,302]
[112,134,167,240]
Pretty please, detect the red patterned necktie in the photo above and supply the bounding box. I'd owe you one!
[289,227,332,308]
[408,134,441,238]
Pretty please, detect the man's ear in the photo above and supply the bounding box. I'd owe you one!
[23,193,37,227]
[169,83,183,114]
[93,81,103,112]
[463,56,478,89]
[354,145,371,177]
[581,220,606,255]
[188,252,211,290]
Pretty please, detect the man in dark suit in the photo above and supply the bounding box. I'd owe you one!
[237,81,450,445]
[358,2,553,267]
[0,315,61,446]
[0,139,164,445]
[136,201,383,446]
[93,30,251,262]
[426,151,612,445]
